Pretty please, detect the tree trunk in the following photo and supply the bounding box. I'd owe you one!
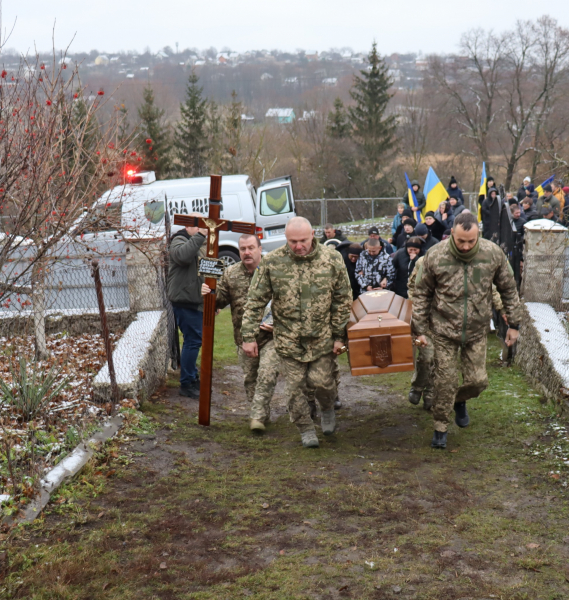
[32,261,49,361]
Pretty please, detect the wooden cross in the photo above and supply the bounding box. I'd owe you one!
[173,175,256,426]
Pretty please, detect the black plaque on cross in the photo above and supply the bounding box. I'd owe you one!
[173,175,256,426]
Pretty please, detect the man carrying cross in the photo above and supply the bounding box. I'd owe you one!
[167,213,208,398]
[241,217,352,448]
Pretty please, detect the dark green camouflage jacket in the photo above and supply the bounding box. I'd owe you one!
[215,261,272,348]
[412,238,522,343]
[241,239,352,362]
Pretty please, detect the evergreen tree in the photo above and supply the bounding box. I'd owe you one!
[207,99,224,173]
[348,42,397,171]
[175,71,209,176]
[137,85,172,179]
[327,97,349,139]
[118,103,131,146]
[225,90,243,174]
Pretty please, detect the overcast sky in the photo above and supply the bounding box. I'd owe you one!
[2,0,567,56]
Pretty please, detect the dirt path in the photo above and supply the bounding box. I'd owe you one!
[2,338,569,599]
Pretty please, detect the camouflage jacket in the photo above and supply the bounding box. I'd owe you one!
[215,262,272,348]
[412,238,522,343]
[241,239,352,362]
[408,256,503,311]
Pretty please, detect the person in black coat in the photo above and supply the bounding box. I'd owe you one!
[391,237,424,299]
[447,176,464,204]
[341,242,363,300]
[481,187,501,242]
[391,209,414,244]
[521,197,539,221]
[414,223,439,252]
[395,218,417,251]
[424,211,446,241]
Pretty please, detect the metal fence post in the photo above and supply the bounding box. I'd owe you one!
[371,198,375,222]
[91,259,119,404]
[320,198,326,226]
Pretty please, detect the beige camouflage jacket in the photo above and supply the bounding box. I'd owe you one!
[408,256,503,311]
[412,238,522,343]
[241,239,352,362]
[215,262,272,348]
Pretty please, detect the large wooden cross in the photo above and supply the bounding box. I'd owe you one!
[173,175,256,426]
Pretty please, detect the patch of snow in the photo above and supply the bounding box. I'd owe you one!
[526,302,569,386]
[0,306,129,320]
[94,311,162,385]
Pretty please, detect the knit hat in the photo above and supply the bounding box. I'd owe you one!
[449,176,458,186]
[348,243,363,255]
[368,226,379,235]
[414,223,429,236]
[487,175,495,182]
[563,186,569,195]
[523,176,531,183]
[405,237,423,250]
[403,217,418,228]
[402,208,414,218]
[425,211,435,218]
[544,184,552,193]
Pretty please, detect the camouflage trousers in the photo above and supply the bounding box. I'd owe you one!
[432,334,489,432]
[280,352,337,434]
[411,334,434,402]
[238,340,279,422]
[305,355,341,402]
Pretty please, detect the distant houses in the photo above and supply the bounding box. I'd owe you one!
[265,108,295,124]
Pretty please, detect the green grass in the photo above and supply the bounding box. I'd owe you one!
[2,322,569,600]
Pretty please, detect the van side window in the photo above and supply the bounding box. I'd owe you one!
[260,186,292,216]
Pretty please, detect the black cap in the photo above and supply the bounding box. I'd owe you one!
[544,184,553,193]
[368,226,379,235]
[449,175,457,185]
[425,211,435,218]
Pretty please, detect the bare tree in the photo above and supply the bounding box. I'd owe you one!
[429,29,506,168]
[0,51,127,359]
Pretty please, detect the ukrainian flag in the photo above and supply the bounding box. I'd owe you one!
[423,167,448,216]
[535,175,555,197]
[477,162,487,222]
[405,172,423,224]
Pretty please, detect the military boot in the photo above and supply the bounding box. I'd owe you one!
[321,409,336,435]
[301,429,319,448]
[431,431,447,449]
[408,388,422,405]
[308,400,318,420]
[454,402,470,428]
[250,419,265,433]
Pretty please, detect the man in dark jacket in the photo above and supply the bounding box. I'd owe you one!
[167,216,208,398]
[447,176,464,204]
[320,223,349,244]
[414,223,439,252]
[403,180,426,217]
[363,226,394,254]
[510,203,527,234]
[536,184,561,217]
[342,243,363,300]
[395,218,417,250]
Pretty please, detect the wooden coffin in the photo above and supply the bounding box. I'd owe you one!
[347,290,414,376]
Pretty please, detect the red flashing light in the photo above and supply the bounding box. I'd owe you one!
[126,169,135,176]
[256,226,264,240]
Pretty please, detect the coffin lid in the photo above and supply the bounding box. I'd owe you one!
[348,290,412,339]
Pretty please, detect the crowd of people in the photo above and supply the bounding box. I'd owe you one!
[166,172,531,451]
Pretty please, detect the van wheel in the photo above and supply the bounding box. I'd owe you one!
[218,249,240,267]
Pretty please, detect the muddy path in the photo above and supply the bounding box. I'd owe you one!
[2,338,569,599]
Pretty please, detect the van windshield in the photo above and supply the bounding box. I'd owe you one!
[260,186,292,216]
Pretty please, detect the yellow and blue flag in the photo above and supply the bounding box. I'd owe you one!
[405,172,423,223]
[535,175,554,197]
[477,162,487,221]
[423,167,449,216]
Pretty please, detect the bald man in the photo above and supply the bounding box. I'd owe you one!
[167,213,208,399]
[241,217,352,448]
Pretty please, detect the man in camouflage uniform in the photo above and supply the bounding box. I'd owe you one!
[408,258,506,412]
[202,234,278,431]
[241,217,352,448]
[413,212,522,449]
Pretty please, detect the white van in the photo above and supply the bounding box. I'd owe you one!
[91,172,297,264]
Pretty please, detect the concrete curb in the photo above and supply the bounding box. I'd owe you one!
[5,414,124,525]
